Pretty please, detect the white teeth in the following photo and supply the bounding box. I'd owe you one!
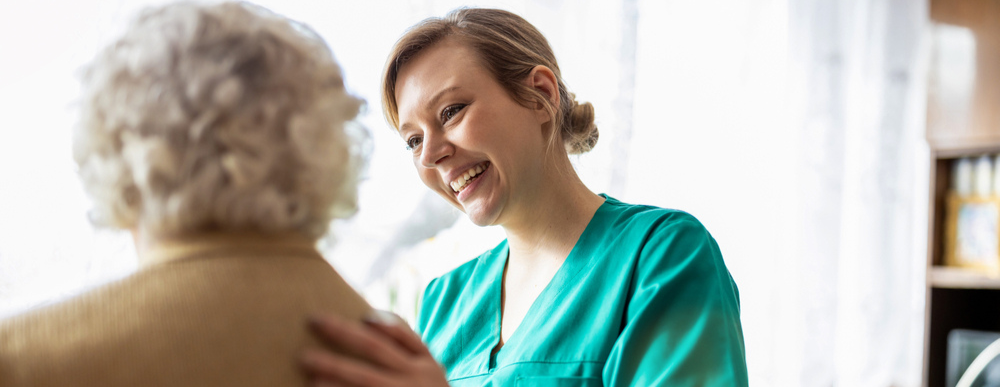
[450,163,488,193]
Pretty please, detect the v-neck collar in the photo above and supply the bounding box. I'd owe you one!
[484,194,614,369]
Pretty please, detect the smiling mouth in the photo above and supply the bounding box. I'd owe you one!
[450,161,490,193]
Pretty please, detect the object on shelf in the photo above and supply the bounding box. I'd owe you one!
[976,155,994,198]
[948,329,1000,387]
[945,192,1000,276]
[993,155,1000,196]
[956,157,975,197]
[945,154,1000,276]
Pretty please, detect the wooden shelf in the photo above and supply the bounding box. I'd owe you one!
[932,141,1000,159]
[929,266,1000,289]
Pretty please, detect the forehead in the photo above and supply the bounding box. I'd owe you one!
[394,38,490,118]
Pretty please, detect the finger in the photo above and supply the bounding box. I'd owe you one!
[308,314,411,370]
[362,313,430,356]
[312,374,363,387]
[363,309,407,325]
[363,322,428,355]
[302,348,396,387]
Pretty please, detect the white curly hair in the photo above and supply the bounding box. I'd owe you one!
[73,1,366,238]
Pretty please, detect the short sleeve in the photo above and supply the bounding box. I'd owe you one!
[602,215,748,387]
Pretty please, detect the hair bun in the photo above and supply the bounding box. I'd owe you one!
[563,97,598,155]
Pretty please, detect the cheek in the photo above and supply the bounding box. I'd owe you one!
[479,115,544,158]
[415,165,439,189]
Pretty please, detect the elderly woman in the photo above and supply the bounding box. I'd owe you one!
[0,2,372,386]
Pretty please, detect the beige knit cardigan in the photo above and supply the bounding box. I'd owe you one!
[0,233,371,386]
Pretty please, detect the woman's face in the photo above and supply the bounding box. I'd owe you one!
[395,38,551,227]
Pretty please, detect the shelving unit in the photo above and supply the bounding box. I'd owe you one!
[923,0,1000,386]
[925,150,1000,387]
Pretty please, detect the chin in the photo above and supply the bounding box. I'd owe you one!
[463,205,501,227]
[467,216,493,227]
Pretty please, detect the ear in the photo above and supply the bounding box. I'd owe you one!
[527,65,560,123]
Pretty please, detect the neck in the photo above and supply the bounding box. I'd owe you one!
[132,228,317,267]
[500,155,604,264]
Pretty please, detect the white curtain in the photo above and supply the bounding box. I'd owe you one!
[781,0,929,385]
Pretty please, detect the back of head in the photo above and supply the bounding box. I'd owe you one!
[382,7,599,155]
[74,1,366,239]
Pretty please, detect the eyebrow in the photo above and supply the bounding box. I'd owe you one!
[399,86,461,133]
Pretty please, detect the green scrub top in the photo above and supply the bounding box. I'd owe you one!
[417,195,748,386]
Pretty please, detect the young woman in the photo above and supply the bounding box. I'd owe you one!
[302,8,748,386]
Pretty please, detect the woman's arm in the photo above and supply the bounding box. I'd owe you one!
[301,311,449,387]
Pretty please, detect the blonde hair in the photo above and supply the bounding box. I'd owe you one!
[73,1,366,238]
[381,8,598,154]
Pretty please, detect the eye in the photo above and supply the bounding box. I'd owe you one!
[440,104,467,123]
[405,136,423,151]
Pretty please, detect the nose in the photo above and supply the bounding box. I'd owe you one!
[418,130,453,168]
